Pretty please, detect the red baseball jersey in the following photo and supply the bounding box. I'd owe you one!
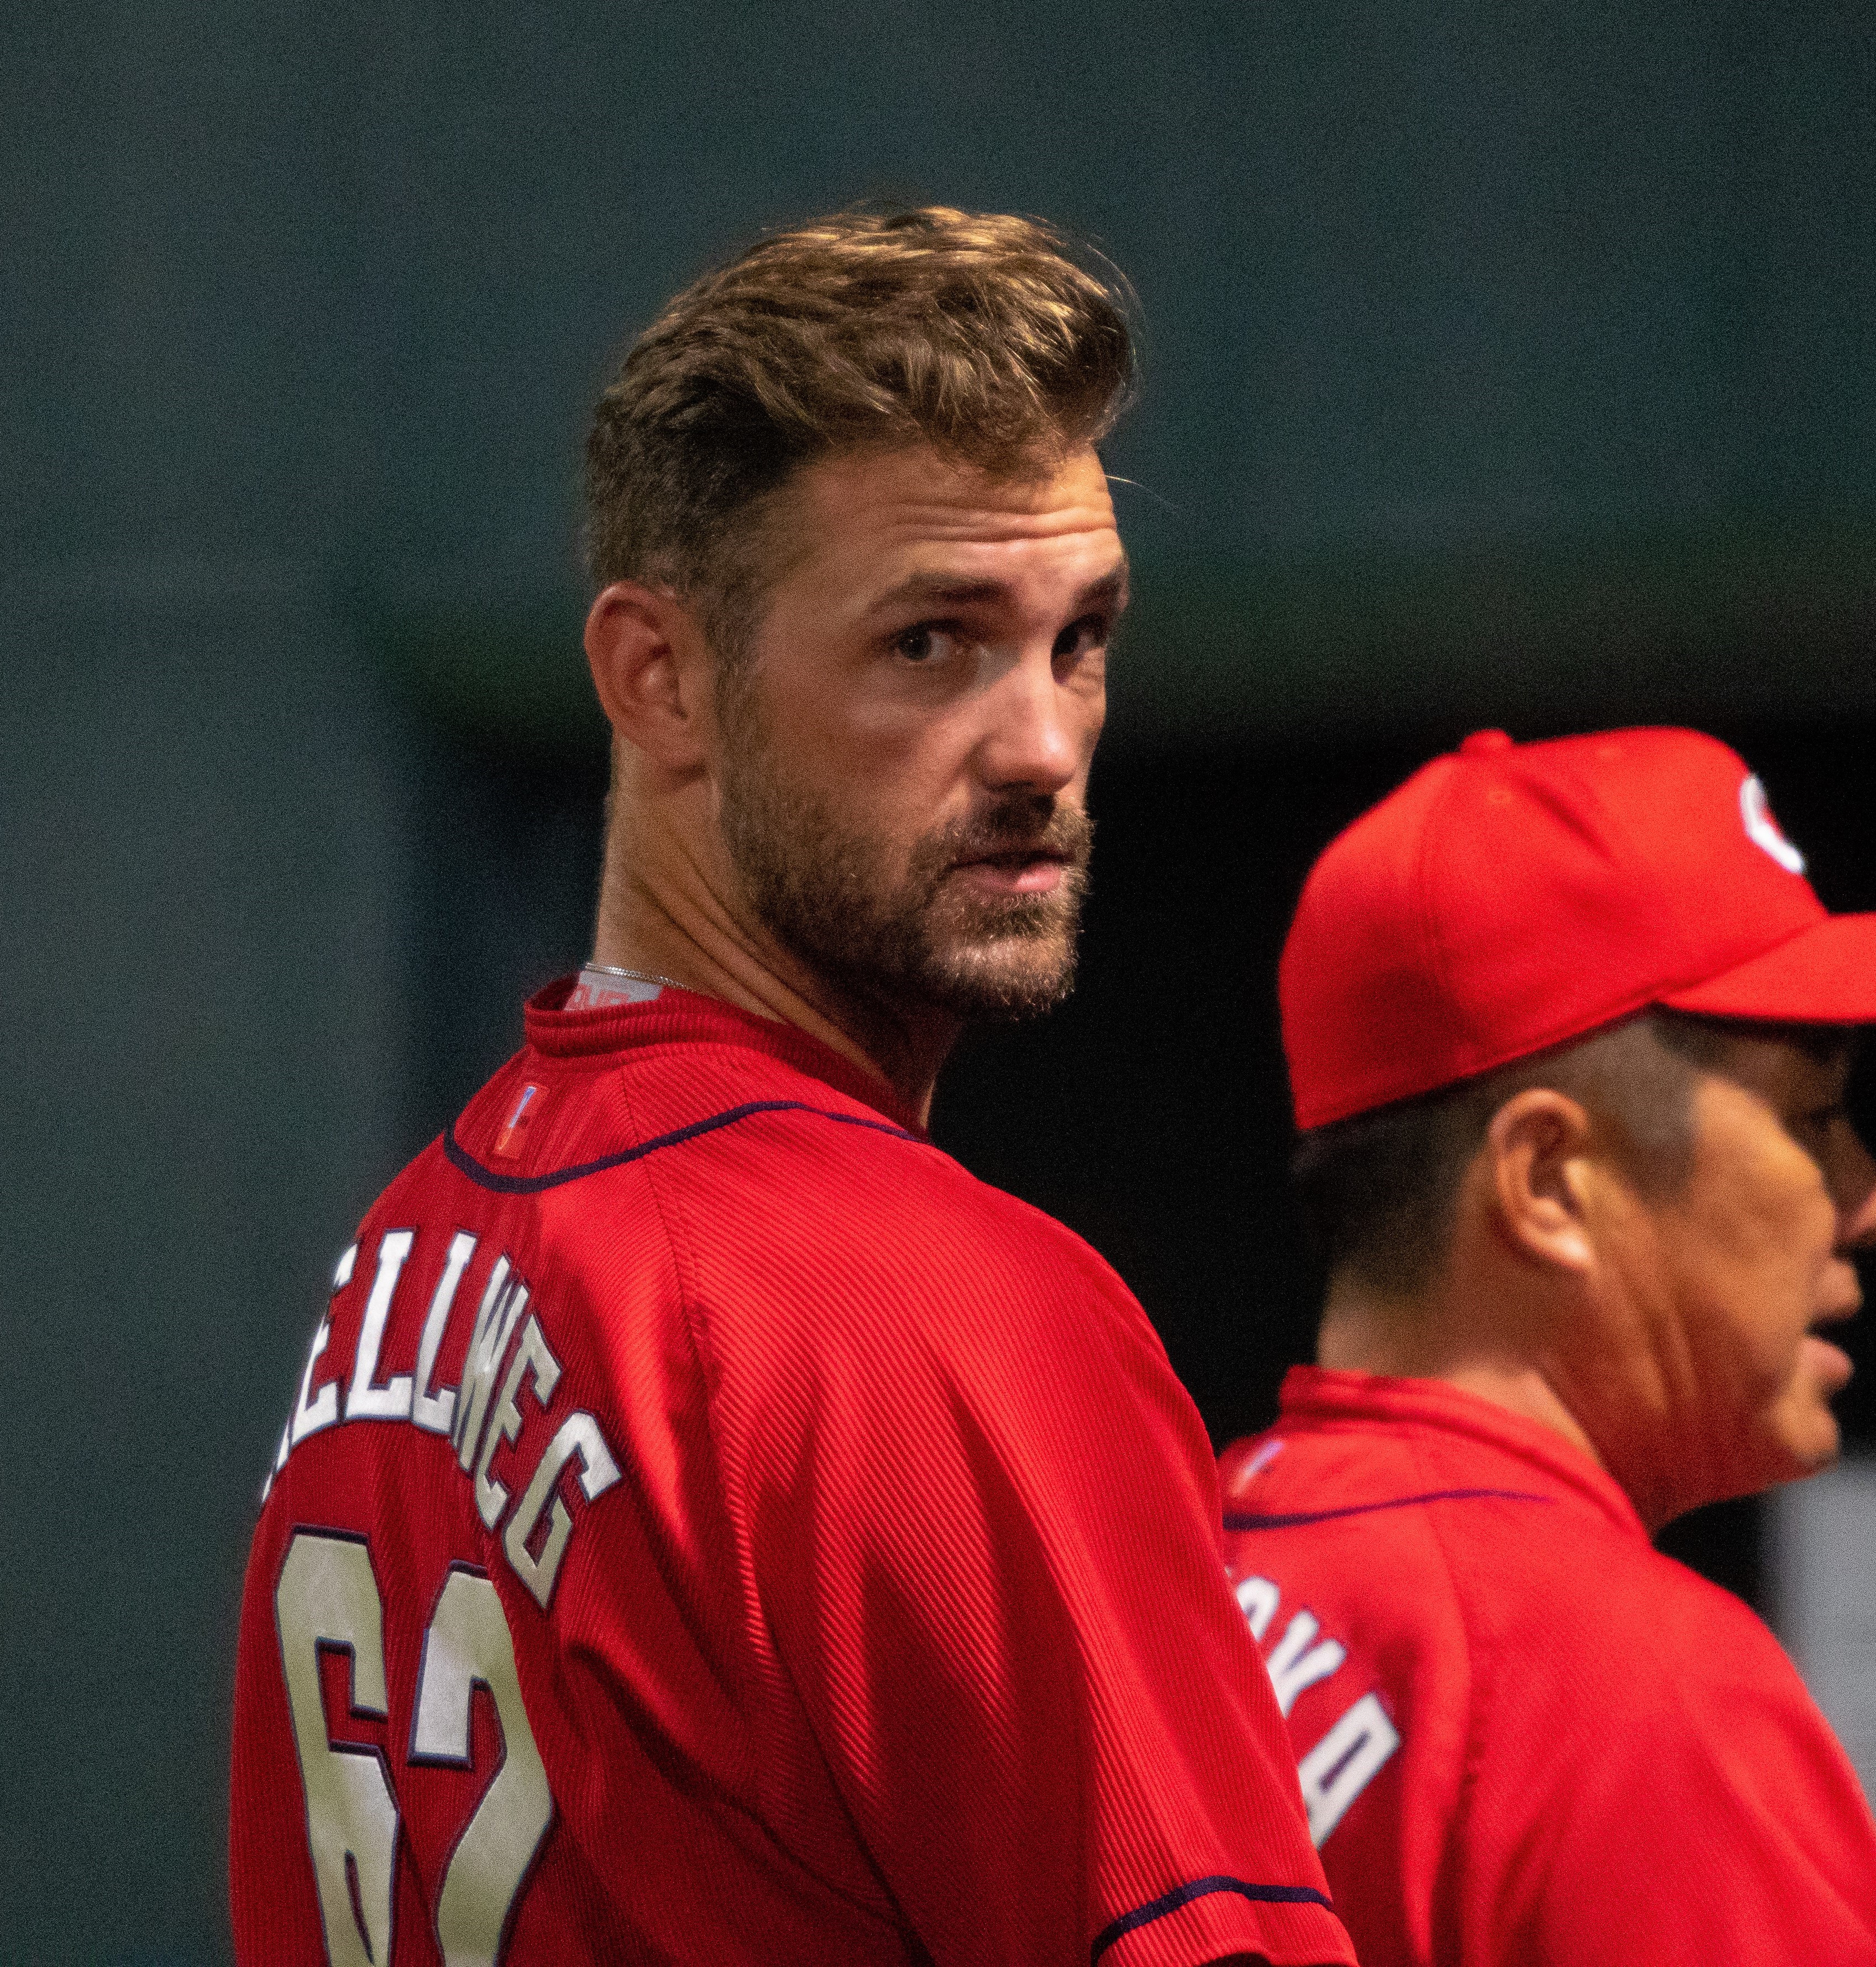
[1219,1366,1876,1966]
[231,983,1353,1967]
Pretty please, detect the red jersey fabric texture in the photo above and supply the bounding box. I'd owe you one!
[230,984,1351,1967]
[1219,1366,1876,1967]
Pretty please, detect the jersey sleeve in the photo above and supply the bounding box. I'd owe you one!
[682,1142,1354,1967]
[1478,1606,1876,1965]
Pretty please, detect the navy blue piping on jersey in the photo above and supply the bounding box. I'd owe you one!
[444,1099,918,1194]
[1225,1486,1554,1531]
[1091,1876,1334,1964]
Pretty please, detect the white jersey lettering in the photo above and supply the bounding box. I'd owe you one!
[1230,1566,1400,1844]
[345,1229,416,1421]
[263,1233,623,1614]
[1298,1692,1401,1847]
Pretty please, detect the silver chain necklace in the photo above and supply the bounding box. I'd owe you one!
[583,961,689,993]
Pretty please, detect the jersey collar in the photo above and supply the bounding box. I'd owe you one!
[1276,1363,1648,1541]
[522,975,928,1139]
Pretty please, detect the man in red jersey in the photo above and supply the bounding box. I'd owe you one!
[230,210,1352,1967]
[1220,725,1876,1965]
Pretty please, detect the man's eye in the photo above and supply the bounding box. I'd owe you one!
[1051,613,1110,662]
[893,624,960,664]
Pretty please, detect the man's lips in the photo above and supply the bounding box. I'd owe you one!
[1802,1330,1856,1394]
[1804,1294,1859,1390]
[949,848,1071,895]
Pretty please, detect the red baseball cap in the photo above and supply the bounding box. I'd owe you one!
[1281,726,1876,1130]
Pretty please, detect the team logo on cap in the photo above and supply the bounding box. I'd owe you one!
[1739,775,1806,875]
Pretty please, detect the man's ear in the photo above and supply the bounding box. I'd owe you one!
[584,580,713,772]
[1485,1088,1598,1274]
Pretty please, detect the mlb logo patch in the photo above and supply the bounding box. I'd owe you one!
[494,1083,544,1158]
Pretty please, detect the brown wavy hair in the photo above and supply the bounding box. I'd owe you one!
[583,207,1135,657]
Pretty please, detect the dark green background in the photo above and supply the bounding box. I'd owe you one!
[3,4,1871,1960]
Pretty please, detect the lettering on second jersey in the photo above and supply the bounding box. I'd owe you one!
[262,1231,623,1612]
[1233,1570,1401,1848]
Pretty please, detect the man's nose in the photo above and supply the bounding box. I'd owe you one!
[974,643,1094,794]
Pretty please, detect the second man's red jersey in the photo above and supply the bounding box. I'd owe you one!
[1221,1367,1876,1967]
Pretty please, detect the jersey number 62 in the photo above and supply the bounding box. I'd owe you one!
[275,1528,552,1966]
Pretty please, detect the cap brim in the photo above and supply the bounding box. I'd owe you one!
[1660,914,1876,1024]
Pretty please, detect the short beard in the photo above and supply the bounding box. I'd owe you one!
[718,690,1092,1025]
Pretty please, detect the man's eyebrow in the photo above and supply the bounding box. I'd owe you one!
[866,560,1131,616]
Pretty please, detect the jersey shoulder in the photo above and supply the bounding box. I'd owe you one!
[1445,1491,1783,1711]
[1223,1403,1846,1743]
[1219,1413,1489,1646]
[431,1028,1173,1467]
[447,1021,1118,1292]
[599,1036,1144,1334]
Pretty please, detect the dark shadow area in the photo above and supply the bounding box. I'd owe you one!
[403,729,611,1156]
[408,715,1876,1618]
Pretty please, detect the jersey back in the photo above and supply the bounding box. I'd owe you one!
[232,989,1353,1967]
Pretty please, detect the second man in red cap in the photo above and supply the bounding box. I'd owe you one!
[1223,726,1876,1966]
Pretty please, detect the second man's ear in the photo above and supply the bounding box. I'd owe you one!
[1485,1088,1598,1276]
[584,579,714,773]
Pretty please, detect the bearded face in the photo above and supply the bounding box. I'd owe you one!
[683,443,1118,1046]
[719,681,1093,1023]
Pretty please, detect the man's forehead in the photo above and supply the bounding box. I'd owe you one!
[786,443,1122,562]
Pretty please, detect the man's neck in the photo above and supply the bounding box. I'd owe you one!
[591,858,956,1126]
[1316,1278,1606,1474]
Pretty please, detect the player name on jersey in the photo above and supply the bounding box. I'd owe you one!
[262,1228,622,1611]
[1232,1567,1401,1848]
